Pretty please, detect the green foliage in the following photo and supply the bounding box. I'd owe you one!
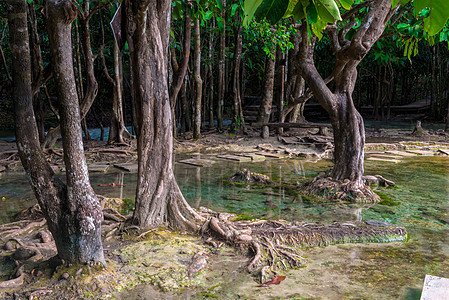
[414,0,449,36]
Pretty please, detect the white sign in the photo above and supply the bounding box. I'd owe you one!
[421,275,449,300]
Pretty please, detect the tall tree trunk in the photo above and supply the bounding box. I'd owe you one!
[257,50,276,124]
[169,1,191,136]
[276,46,285,123]
[126,0,203,230]
[232,17,245,132]
[193,18,202,139]
[217,3,226,130]
[9,0,104,264]
[28,2,46,143]
[208,20,215,129]
[100,7,129,145]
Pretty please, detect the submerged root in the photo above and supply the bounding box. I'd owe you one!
[200,210,406,281]
[300,174,381,203]
[228,169,277,185]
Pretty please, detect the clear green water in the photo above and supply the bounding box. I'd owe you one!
[0,155,448,298]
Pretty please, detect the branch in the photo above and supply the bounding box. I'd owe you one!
[0,24,12,82]
[338,15,357,47]
[86,0,110,21]
[341,0,373,21]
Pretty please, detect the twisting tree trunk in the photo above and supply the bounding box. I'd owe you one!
[193,18,202,139]
[217,2,226,130]
[298,0,399,200]
[126,0,203,230]
[9,0,104,264]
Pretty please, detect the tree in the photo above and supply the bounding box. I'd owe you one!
[244,0,449,201]
[8,0,105,264]
[125,0,203,230]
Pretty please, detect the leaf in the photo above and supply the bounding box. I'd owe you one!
[292,1,305,20]
[316,0,341,21]
[258,275,286,287]
[338,0,353,10]
[423,0,449,36]
[205,10,214,20]
[216,0,223,11]
[307,1,318,23]
[316,0,337,23]
[231,3,240,16]
[243,0,264,27]
[254,0,290,24]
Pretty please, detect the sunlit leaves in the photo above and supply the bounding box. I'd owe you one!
[317,0,341,21]
[338,0,353,10]
[243,0,264,27]
[414,0,449,36]
[254,0,290,24]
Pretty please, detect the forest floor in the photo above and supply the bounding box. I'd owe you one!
[0,124,448,299]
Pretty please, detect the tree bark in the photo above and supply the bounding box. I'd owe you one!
[193,18,202,139]
[9,0,104,264]
[257,49,276,124]
[126,0,203,230]
[217,3,226,130]
[232,17,245,132]
[28,2,46,143]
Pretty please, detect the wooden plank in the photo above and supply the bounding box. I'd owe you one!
[88,164,110,172]
[405,150,436,156]
[367,157,401,163]
[178,158,216,167]
[256,152,290,159]
[252,122,331,129]
[113,163,138,172]
[216,155,252,162]
[239,153,266,161]
[385,150,418,156]
[367,154,402,159]
[438,149,449,155]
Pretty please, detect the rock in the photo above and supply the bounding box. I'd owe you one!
[13,246,40,261]
[60,272,70,280]
[188,251,208,278]
[37,231,52,243]
[4,241,15,251]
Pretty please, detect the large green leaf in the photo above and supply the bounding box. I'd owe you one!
[316,0,341,21]
[415,0,449,36]
[292,1,306,20]
[316,0,337,23]
[243,0,263,27]
[424,1,449,36]
[254,0,290,24]
[339,0,353,10]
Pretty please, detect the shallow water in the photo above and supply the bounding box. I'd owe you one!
[0,155,448,299]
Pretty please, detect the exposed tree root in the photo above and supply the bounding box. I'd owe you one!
[199,209,406,282]
[0,265,24,289]
[229,169,277,185]
[300,174,381,203]
[363,175,395,187]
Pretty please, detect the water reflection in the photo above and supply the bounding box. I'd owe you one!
[0,155,448,298]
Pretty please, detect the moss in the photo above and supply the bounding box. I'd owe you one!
[374,191,401,206]
[233,213,256,221]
